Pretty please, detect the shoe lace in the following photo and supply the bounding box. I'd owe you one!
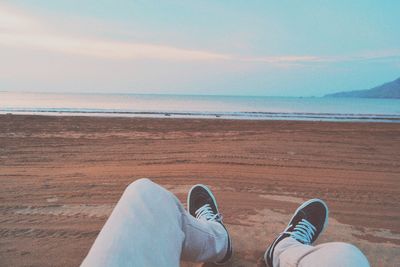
[195,204,222,222]
[283,219,316,244]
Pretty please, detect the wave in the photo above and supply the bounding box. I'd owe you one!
[1,108,400,122]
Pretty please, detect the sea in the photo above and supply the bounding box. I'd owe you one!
[1,91,399,122]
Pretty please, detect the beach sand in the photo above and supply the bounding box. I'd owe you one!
[0,115,399,266]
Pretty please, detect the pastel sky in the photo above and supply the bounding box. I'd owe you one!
[1,0,399,96]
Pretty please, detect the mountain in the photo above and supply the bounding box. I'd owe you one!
[325,77,400,98]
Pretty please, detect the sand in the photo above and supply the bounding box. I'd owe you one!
[0,115,399,267]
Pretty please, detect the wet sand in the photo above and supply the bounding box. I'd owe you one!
[0,115,399,266]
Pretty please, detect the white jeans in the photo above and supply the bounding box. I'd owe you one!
[82,178,369,267]
[272,235,370,267]
[81,178,228,267]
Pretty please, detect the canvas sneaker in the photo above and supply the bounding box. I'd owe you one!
[187,184,233,265]
[264,199,329,267]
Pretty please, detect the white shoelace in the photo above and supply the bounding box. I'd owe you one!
[283,219,316,244]
[195,204,222,222]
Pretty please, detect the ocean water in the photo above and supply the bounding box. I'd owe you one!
[1,92,399,122]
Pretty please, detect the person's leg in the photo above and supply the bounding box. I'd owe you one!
[264,199,369,267]
[81,178,229,267]
[273,237,369,267]
[184,184,233,264]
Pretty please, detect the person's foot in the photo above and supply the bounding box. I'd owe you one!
[187,184,233,265]
[264,199,329,267]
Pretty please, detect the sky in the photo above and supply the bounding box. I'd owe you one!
[0,0,399,97]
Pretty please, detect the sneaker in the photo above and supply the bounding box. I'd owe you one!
[187,184,233,265]
[264,199,329,267]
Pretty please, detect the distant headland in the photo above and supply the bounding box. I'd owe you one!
[325,77,400,99]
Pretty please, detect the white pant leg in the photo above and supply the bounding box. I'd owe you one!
[180,209,228,262]
[273,237,370,267]
[81,178,228,267]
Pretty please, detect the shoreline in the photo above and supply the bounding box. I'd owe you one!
[2,111,400,123]
[2,92,399,123]
[1,115,399,266]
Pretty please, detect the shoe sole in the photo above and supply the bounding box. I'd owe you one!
[187,184,233,265]
[264,198,329,267]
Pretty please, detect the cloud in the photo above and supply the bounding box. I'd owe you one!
[243,55,321,63]
[0,4,39,32]
[0,31,233,61]
[245,53,400,64]
[0,3,231,61]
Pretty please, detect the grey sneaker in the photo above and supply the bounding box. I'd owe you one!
[264,199,329,267]
[187,184,233,265]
